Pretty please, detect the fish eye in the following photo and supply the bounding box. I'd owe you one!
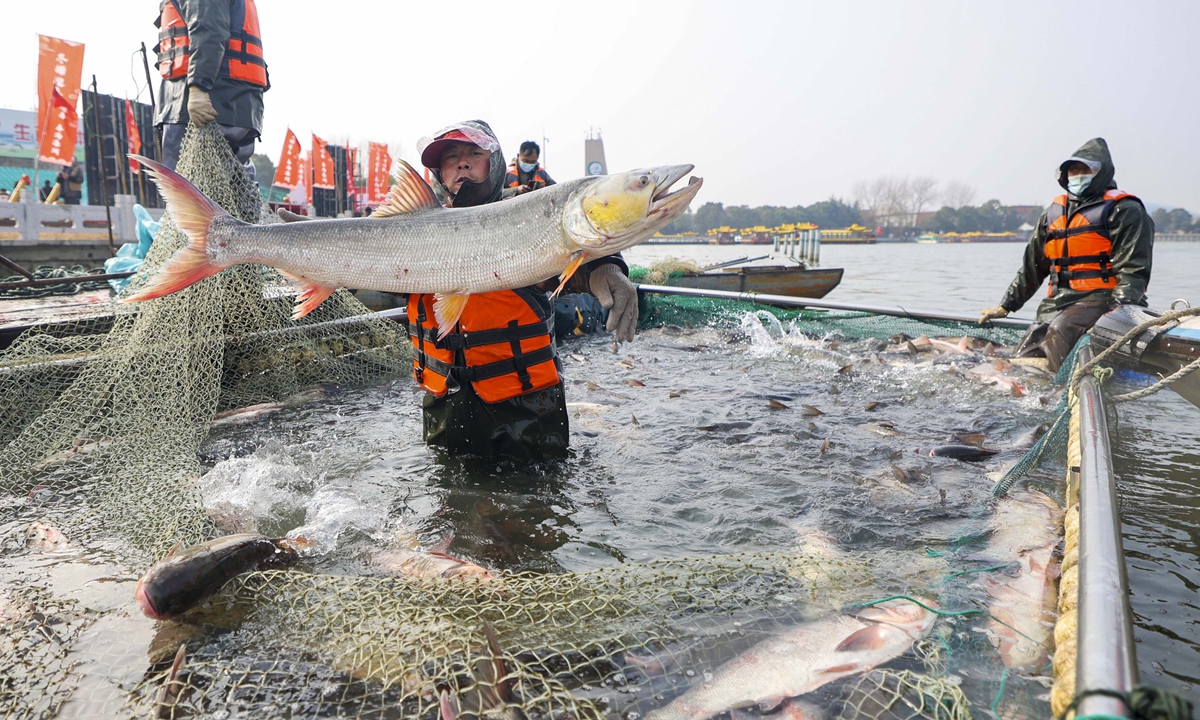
[638,175,649,187]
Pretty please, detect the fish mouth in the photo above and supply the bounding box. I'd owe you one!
[649,164,702,218]
[135,576,164,619]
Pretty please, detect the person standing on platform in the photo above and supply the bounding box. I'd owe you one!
[978,138,1154,372]
[153,0,268,180]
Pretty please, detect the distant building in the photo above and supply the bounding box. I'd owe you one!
[0,107,87,198]
[584,128,606,176]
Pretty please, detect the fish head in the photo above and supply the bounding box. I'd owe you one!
[564,165,702,254]
[853,597,939,637]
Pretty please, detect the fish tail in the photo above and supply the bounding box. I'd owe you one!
[122,154,233,303]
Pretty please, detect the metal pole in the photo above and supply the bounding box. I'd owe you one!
[1076,346,1138,719]
[0,253,36,279]
[89,77,116,254]
[138,42,161,161]
[634,283,1035,328]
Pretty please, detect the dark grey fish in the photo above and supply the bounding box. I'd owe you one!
[136,534,309,619]
[697,421,754,432]
[929,445,1000,462]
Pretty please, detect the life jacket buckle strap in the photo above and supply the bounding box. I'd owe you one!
[507,320,533,391]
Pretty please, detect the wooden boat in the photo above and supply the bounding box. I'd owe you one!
[659,264,843,298]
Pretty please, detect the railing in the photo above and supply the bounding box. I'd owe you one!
[1075,345,1138,718]
[0,193,163,246]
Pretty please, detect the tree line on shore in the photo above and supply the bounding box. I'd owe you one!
[662,175,1200,236]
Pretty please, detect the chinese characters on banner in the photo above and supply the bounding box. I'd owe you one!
[125,99,142,172]
[36,35,85,166]
[367,142,391,204]
[273,128,303,188]
[346,146,357,198]
[311,134,335,189]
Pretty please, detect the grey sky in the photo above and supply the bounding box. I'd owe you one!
[3,1,1197,211]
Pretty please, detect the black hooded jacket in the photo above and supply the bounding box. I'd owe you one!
[998,138,1154,321]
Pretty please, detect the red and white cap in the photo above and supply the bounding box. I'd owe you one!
[417,124,501,169]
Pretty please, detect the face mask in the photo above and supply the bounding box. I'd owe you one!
[1067,173,1095,196]
[518,161,537,173]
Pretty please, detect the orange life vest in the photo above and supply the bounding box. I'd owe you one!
[505,164,552,189]
[407,289,562,403]
[1043,189,1136,295]
[155,0,268,87]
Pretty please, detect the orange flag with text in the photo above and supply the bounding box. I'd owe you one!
[311,134,336,190]
[36,35,85,166]
[367,142,391,204]
[125,99,142,172]
[274,128,303,188]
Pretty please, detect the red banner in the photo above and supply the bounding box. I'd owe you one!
[36,36,85,167]
[273,128,303,188]
[311,134,335,190]
[125,99,142,172]
[346,146,357,197]
[367,142,391,204]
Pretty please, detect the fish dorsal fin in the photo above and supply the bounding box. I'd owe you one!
[370,159,440,218]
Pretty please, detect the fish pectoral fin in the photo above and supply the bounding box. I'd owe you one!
[835,624,894,652]
[370,159,441,217]
[820,661,861,674]
[758,696,788,712]
[279,271,338,320]
[432,293,470,339]
[551,252,589,299]
[431,532,454,554]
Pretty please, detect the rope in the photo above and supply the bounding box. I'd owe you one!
[1069,306,1200,403]
[850,594,1050,650]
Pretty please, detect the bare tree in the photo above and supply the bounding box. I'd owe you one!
[906,176,939,225]
[941,180,977,210]
[853,177,891,226]
[882,176,910,227]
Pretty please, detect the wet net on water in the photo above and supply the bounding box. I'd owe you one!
[2,129,1069,720]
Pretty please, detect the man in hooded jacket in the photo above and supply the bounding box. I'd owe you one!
[978,138,1154,371]
[410,120,640,460]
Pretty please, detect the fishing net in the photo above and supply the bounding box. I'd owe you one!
[1,127,1055,720]
[0,125,410,717]
[628,258,702,286]
[0,264,112,300]
[638,292,1027,346]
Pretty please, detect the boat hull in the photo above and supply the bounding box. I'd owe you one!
[661,266,843,298]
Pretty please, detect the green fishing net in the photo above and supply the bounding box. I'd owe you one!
[1,126,1044,720]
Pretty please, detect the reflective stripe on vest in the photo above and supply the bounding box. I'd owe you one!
[154,0,268,87]
[1043,189,1134,295]
[506,166,550,188]
[407,289,561,403]
[155,0,190,80]
[223,0,268,87]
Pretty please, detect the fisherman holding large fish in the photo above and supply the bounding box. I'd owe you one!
[127,118,701,460]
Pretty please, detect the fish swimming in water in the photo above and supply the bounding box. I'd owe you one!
[644,599,937,720]
[980,490,1062,668]
[371,532,494,581]
[135,534,311,620]
[124,155,701,332]
[929,444,1000,461]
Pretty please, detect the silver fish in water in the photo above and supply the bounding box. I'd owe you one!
[645,599,937,720]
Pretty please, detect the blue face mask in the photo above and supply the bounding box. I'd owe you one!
[1067,173,1096,196]
[518,161,537,173]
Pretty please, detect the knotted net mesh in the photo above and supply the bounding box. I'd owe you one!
[1,126,1049,720]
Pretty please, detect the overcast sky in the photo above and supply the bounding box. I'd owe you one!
[3,1,1197,211]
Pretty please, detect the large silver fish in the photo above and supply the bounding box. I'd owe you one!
[125,155,701,332]
[979,489,1062,668]
[644,599,937,720]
